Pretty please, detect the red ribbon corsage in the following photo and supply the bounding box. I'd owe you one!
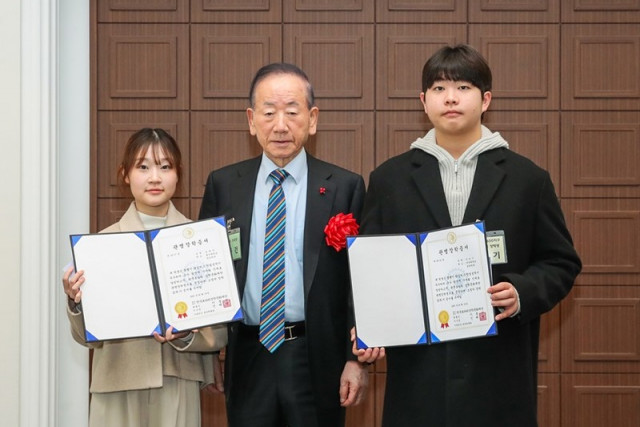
[324,213,359,252]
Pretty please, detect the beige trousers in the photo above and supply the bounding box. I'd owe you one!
[89,376,201,427]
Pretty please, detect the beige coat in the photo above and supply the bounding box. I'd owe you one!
[67,201,228,393]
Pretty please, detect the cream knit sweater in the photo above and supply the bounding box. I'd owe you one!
[410,125,509,226]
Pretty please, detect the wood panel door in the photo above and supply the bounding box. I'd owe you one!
[91,1,640,425]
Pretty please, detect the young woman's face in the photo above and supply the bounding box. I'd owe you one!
[124,145,178,216]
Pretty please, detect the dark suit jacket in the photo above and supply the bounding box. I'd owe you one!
[361,148,581,427]
[199,153,365,424]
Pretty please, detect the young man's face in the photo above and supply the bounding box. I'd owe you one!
[247,73,319,168]
[420,80,491,140]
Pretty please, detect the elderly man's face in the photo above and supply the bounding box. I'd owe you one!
[247,73,319,167]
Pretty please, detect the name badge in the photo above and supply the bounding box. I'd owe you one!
[228,228,241,260]
[486,230,507,265]
[226,217,241,261]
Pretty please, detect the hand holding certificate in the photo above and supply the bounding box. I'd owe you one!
[70,217,243,342]
[348,222,497,349]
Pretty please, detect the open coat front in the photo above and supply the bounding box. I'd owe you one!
[361,148,581,427]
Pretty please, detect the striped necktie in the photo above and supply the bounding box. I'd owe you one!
[259,168,289,352]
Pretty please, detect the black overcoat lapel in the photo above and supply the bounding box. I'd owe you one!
[463,149,506,224]
[410,150,452,228]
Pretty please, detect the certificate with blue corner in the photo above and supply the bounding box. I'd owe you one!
[347,221,497,349]
[70,217,243,342]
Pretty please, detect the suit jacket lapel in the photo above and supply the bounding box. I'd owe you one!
[410,150,452,228]
[232,157,261,296]
[303,155,335,299]
[463,149,506,223]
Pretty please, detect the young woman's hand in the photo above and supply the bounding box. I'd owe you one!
[62,266,84,306]
[153,326,197,343]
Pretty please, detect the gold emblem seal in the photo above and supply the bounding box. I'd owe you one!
[182,227,194,239]
[175,301,188,318]
[447,231,456,244]
[438,310,450,328]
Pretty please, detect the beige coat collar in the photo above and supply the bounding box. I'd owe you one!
[114,201,190,232]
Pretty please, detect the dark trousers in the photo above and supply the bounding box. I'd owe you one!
[226,324,318,427]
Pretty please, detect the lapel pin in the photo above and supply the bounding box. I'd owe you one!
[319,187,326,195]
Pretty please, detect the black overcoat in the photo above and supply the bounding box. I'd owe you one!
[361,148,581,427]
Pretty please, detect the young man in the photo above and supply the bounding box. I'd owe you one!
[199,63,368,427]
[356,44,581,426]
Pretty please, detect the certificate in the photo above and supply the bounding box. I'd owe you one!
[347,222,497,349]
[70,217,243,342]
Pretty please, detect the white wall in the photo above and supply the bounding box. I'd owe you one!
[0,0,23,425]
[0,0,90,425]
[57,0,91,425]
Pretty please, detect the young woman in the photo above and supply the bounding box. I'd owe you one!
[62,128,227,427]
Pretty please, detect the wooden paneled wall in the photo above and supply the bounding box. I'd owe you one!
[90,1,640,426]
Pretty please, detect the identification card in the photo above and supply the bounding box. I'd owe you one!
[228,228,241,260]
[486,230,507,265]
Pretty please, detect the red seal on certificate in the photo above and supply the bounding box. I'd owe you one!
[175,301,188,318]
[438,310,450,328]
[223,298,231,308]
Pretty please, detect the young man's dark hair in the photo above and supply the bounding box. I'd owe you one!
[421,44,492,95]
